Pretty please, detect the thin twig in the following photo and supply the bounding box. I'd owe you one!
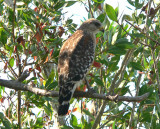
[129,73,142,129]
[12,0,22,126]
[0,53,18,78]
[151,25,159,38]
[99,108,126,129]
[125,20,160,45]
[151,49,160,93]
[12,0,16,43]
[12,0,21,127]
[117,22,152,48]
[88,0,94,18]
[109,43,136,94]
[151,3,160,19]
[91,100,107,129]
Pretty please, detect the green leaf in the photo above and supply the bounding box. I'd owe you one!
[112,121,116,129]
[108,61,119,73]
[115,7,119,16]
[9,57,14,67]
[92,0,105,3]
[48,26,57,29]
[135,0,144,9]
[47,81,58,90]
[130,62,144,71]
[0,112,11,129]
[45,78,52,88]
[48,69,55,79]
[139,84,148,96]
[70,114,81,128]
[0,3,3,14]
[115,38,135,49]
[97,13,105,23]
[108,46,126,55]
[140,112,151,122]
[154,122,160,128]
[26,77,37,83]
[0,86,4,98]
[34,117,44,128]
[83,109,95,120]
[0,28,7,45]
[131,33,144,37]
[147,19,152,26]
[54,1,65,10]
[62,126,73,129]
[98,58,108,66]
[105,4,117,21]
[120,86,129,95]
[8,9,14,23]
[122,14,133,22]
[43,104,52,116]
[81,115,93,128]
[66,1,77,7]
[134,47,143,57]
[127,0,134,6]
[143,56,148,69]
[94,77,104,86]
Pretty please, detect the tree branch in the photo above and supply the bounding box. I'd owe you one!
[109,38,139,94]
[88,0,94,18]
[152,49,160,94]
[92,100,107,129]
[17,70,30,82]
[125,20,160,45]
[129,73,142,128]
[0,79,150,102]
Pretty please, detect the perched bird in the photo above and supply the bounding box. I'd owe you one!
[58,18,103,116]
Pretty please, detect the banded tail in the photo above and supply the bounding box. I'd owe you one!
[58,82,76,116]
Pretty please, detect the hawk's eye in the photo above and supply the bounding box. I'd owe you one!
[94,22,101,27]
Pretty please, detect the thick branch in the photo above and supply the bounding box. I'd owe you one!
[0,79,150,102]
[109,38,139,93]
[92,100,107,129]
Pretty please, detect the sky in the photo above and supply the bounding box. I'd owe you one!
[64,0,133,25]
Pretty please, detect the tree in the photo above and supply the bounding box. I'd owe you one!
[0,0,160,128]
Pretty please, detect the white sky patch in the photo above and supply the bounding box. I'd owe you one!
[63,2,88,24]
[63,0,134,25]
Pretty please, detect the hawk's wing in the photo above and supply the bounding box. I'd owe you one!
[58,29,95,82]
[57,29,95,116]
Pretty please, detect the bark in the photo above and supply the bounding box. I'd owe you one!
[0,78,149,102]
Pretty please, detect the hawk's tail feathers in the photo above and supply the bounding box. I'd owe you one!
[58,83,77,116]
[58,103,70,116]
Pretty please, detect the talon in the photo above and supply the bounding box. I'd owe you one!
[88,87,96,93]
[84,77,96,93]
[114,94,119,103]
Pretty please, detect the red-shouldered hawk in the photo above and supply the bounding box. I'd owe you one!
[58,18,103,116]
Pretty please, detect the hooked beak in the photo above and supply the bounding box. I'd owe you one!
[99,27,104,33]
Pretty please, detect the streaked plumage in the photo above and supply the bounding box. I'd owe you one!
[58,18,103,116]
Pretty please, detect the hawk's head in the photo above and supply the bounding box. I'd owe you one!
[79,18,103,34]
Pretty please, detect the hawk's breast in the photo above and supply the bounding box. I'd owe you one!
[58,30,96,83]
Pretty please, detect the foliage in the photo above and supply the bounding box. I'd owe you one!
[0,0,160,128]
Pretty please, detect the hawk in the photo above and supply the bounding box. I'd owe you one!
[58,18,103,116]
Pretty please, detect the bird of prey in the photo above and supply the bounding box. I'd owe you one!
[58,18,103,116]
